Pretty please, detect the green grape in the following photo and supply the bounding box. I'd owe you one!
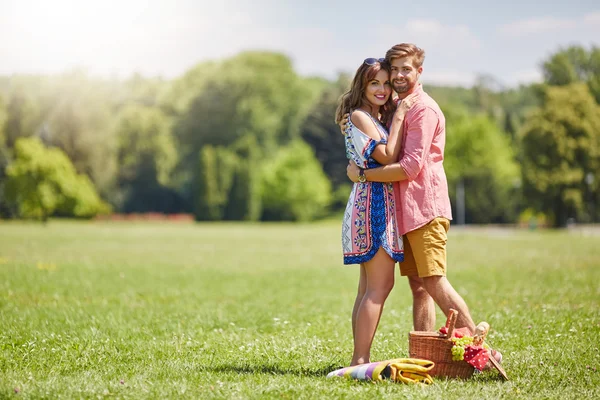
[451,345,466,361]
[450,335,474,361]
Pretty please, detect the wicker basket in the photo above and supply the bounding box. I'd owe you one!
[408,309,475,379]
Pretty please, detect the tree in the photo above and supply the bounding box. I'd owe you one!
[520,83,600,226]
[194,145,237,221]
[159,61,220,117]
[301,75,349,192]
[589,48,600,104]
[224,136,262,221]
[0,95,6,146]
[121,73,169,109]
[176,52,309,155]
[495,84,542,141]
[4,137,109,221]
[194,137,264,222]
[261,140,332,221]
[174,52,322,209]
[114,105,180,213]
[0,95,11,217]
[3,86,41,148]
[542,45,600,103]
[443,106,520,223]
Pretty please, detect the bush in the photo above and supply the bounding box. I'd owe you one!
[5,137,109,220]
[261,140,332,221]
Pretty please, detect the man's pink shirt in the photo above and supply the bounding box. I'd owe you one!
[393,84,452,235]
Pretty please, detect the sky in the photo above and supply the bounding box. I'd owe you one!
[1,0,599,87]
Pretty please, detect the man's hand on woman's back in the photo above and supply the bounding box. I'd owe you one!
[339,113,350,134]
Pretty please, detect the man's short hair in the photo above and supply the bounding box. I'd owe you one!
[385,43,425,68]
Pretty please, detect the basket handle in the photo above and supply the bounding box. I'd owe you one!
[445,308,458,338]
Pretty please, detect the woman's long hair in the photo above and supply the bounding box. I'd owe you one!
[335,60,395,127]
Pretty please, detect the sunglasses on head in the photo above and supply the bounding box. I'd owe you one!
[364,58,385,65]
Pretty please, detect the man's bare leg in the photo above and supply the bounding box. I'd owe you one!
[407,276,436,331]
[422,275,476,332]
[422,275,503,365]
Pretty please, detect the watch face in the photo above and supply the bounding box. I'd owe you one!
[358,169,366,183]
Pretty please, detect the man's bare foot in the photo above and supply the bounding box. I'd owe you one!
[483,349,502,370]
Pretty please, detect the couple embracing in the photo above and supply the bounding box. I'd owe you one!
[336,43,502,368]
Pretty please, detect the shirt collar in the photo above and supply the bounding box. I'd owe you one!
[411,83,424,96]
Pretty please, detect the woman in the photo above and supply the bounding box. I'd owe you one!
[335,57,415,366]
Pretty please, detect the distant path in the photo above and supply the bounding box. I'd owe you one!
[449,223,600,236]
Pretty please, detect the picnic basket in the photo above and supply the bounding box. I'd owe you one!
[409,309,508,379]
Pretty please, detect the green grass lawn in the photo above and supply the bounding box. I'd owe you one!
[0,220,599,399]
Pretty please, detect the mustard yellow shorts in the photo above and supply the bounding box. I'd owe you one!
[399,217,450,277]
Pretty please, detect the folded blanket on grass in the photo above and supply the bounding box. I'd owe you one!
[327,358,435,385]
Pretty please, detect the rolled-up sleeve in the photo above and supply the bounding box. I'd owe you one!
[399,105,439,181]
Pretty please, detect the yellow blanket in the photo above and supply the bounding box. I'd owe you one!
[327,358,435,385]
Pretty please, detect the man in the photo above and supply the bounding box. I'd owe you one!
[346,43,502,364]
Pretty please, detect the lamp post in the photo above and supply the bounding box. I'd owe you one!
[456,178,465,225]
[586,173,595,223]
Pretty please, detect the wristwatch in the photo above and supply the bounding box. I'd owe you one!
[358,168,367,183]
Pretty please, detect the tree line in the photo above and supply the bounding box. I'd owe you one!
[0,46,598,227]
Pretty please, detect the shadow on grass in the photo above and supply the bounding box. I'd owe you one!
[204,364,509,383]
[457,370,509,383]
[202,363,341,377]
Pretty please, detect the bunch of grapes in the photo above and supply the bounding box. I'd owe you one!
[451,345,465,361]
[451,336,474,361]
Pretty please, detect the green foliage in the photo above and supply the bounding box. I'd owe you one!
[114,104,180,212]
[261,140,332,221]
[194,138,263,222]
[0,94,6,146]
[159,60,220,116]
[194,145,237,221]
[520,83,600,226]
[175,52,322,202]
[2,48,595,224]
[543,45,600,103]
[301,75,350,191]
[543,46,589,85]
[195,146,221,221]
[331,183,353,212]
[0,95,12,217]
[224,136,262,221]
[4,137,109,220]
[121,73,169,109]
[176,53,301,150]
[426,84,479,111]
[3,83,42,148]
[432,77,541,142]
[443,106,520,223]
[116,105,177,187]
[496,84,542,141]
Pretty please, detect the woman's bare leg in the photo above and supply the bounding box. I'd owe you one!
[351,264,367,343]
[351,248,395,366]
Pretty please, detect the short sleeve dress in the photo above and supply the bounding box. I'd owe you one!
[342,110,404,265]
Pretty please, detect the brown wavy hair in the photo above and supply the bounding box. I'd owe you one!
[335,60,394,126]
[385,43,425,68]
